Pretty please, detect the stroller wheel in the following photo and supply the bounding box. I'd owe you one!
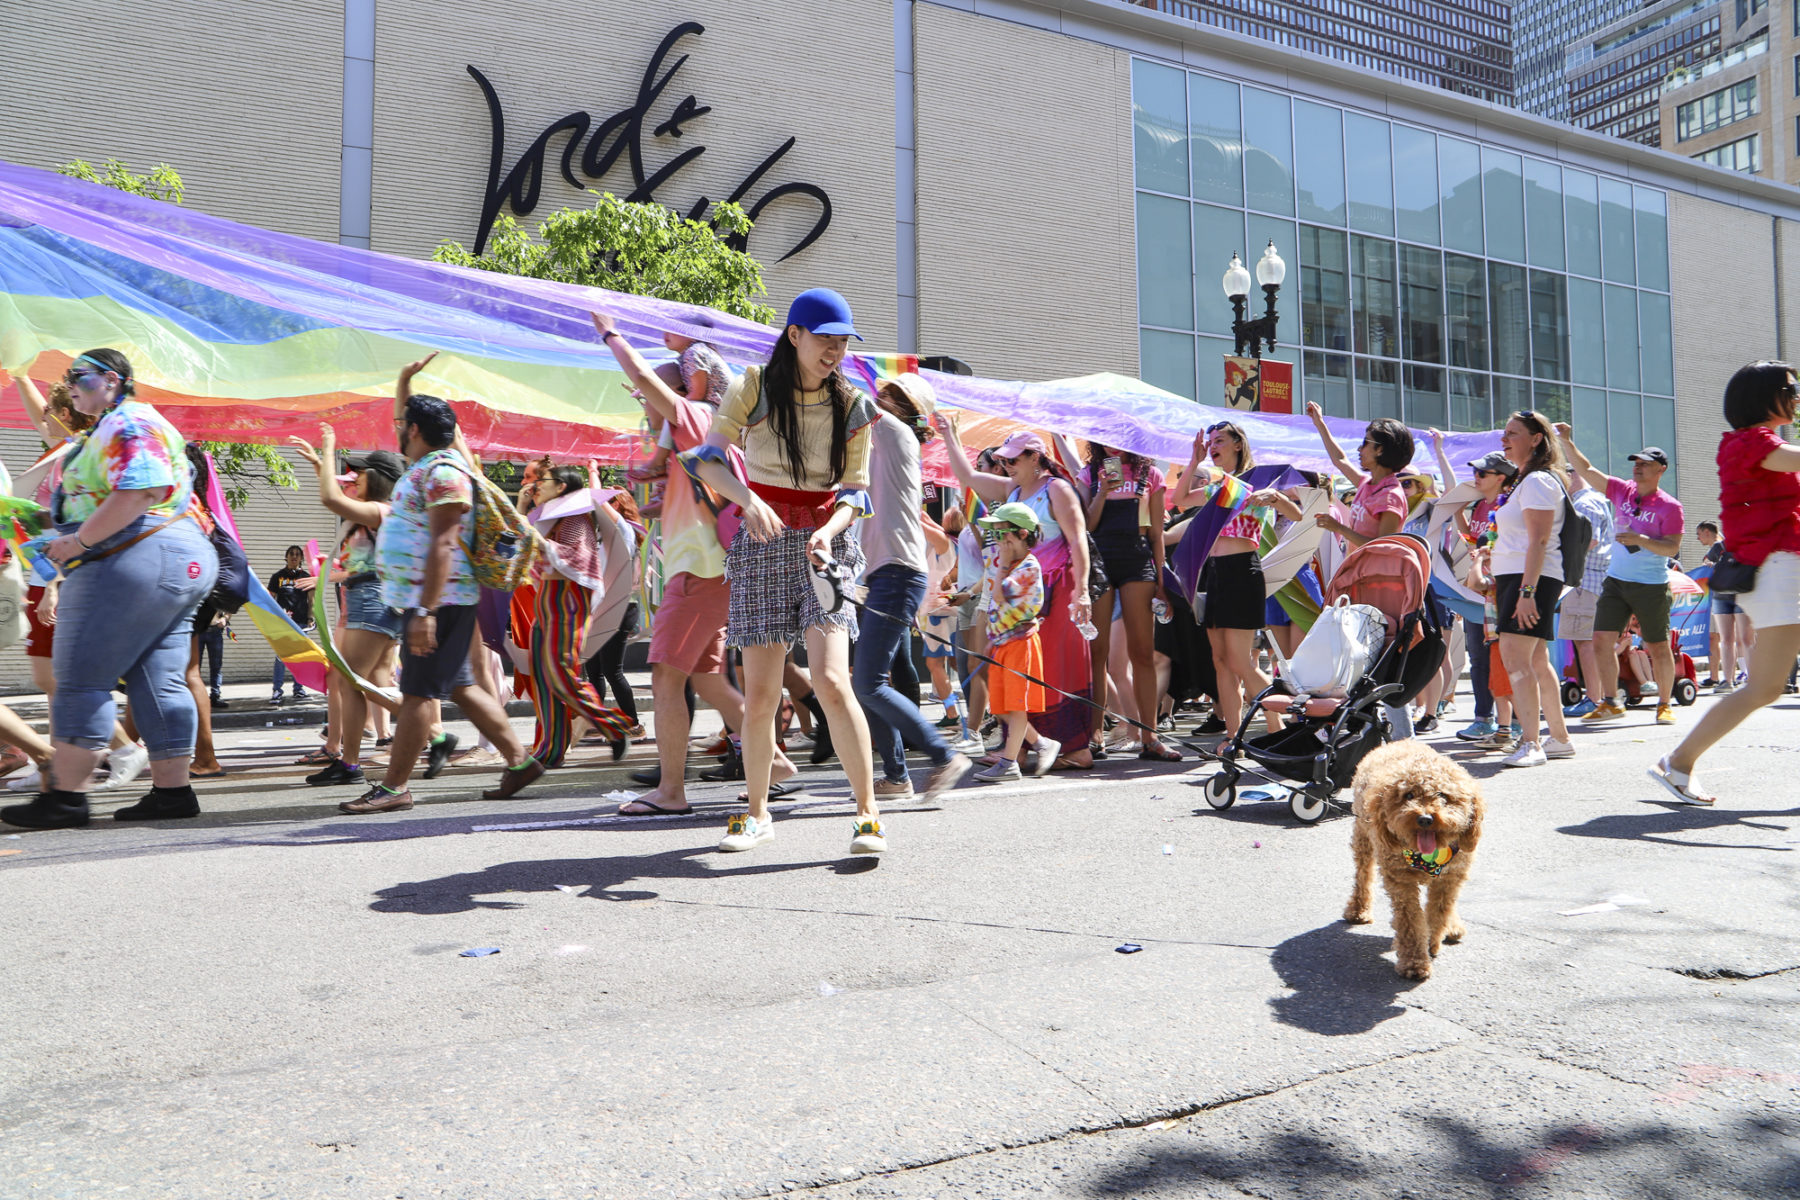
[1290,788,1331,824]
[1202,773,1238,810]
[1559,679,1584,709]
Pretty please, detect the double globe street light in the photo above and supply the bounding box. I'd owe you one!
[1223,241,1286,360]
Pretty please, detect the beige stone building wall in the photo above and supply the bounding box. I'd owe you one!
[912,5,1138,382]
[368,0,899,347]
[0,0,345,243]
[1667,191,1781,557]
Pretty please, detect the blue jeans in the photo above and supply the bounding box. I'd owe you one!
[52,514,219,758]
[271,655,309,697]
[853,565,951,781]
[1464,617,1493,721]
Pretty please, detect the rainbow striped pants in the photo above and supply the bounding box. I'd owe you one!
[528,578,631,765]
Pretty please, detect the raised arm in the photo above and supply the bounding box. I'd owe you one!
[1170,429,1212,508]
[928,411,1012,505]
[393,352,438,439]
[1429,427,1457,487]
[1553,423,1608,494]
[287,425,388,526]
[1306,401,1364,487]
[7,362,73,442]
[592,312,682,425]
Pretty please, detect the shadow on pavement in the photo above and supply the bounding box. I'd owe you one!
[370,848,848,914]
[1081,1112,1800,1197]
[1557,803,1800,851]
[1267,922,1421,1035]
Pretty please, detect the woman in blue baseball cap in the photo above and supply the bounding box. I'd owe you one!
[678,288,887,856]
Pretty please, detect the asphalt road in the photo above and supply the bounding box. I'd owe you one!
[1,689,1796,1199]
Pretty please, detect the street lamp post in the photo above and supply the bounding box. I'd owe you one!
[1223,241,1286,360]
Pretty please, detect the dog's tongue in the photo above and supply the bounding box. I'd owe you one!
[1416,831,1438,856]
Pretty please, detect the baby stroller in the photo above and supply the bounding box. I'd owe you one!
[1197,535,1447,823]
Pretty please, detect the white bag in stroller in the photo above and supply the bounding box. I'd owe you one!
[1278,596,1388,698]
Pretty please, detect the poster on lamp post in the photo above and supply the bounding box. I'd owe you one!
[1222,356,1293,413]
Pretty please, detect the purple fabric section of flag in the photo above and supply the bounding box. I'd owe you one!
[1172,464,1307,608]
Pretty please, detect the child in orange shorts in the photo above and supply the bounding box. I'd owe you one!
[971,502,1054,783]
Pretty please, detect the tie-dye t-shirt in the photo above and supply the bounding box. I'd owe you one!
[56,401,191,524]
[377,449,478,610]
[986,552,1044,647]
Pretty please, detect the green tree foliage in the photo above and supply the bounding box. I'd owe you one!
[56,159,296,507]
[432,193,776,324]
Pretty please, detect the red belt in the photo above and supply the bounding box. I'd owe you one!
[749,481,836,530]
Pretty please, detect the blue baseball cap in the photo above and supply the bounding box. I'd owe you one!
[785,288,862,340]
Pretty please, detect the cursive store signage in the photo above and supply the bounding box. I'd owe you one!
[468,21,832,261]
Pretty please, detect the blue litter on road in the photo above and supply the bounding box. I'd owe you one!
[459,947,502,958]
[1116,943,1144,954]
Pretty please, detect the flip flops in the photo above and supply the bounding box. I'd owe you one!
[1647,756,1714,806]
[617,797,692,816]
[735,781,805,802]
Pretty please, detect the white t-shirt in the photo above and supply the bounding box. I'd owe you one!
[1490,470,1568,581]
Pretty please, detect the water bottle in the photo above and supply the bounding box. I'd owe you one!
[1152,598,1171,624]
[494,530,519,562]
[1071,599,1098,641]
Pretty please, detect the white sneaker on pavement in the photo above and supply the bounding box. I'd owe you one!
[7,768,42,792]
[102,742,151,790]
[949,733,986,756]
[849,818,887,855]
[972,758,1022,784]
[1502,741,1548,769]
[1030,737,1060,778]
[717,812,774,852]
[1543,738,1576,760]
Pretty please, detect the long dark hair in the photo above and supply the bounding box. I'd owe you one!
[547,465,587,496]
[1085,442,1150,485]
[763,333,853,485]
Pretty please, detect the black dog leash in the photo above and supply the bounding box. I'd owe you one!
[809,555,1164,739]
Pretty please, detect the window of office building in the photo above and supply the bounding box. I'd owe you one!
[1675,78,1759,141]
[1132,58,1674,455]
[1692,132,1761,173]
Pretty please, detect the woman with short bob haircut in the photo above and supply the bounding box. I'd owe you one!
[1652,361,1800,804]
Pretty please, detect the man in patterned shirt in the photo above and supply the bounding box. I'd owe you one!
[339,364,540,814]
[1560,466,1616,718]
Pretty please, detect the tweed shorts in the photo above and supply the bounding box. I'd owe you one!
[725,524,862,648]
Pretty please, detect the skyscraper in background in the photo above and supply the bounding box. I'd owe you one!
[1512,0,1638,121]
[1564,0,1730,147]
[1124,0,1515,104]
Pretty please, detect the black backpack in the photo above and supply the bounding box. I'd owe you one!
[1555,488,1593,593]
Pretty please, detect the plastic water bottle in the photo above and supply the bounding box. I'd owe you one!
[1072,599,1098,641]
[1152,598,1171,624]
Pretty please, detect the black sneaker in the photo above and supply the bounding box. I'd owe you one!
[214,697,230,709]
[2,790,90,829]
[1196,715,1228,735]
[630,765,663,787]
[307,759,366,787]
[114,786,200,821]
[1415,713,1440,733]
[424,732,460,779]
[268,695,283,707]
[699,745,745,782]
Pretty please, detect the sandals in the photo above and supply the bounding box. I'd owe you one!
[1648,756,1714,806]
[1138,741,1183,762]
[618,797,693,816]
[295,749,337,766]
[736,780,805,802]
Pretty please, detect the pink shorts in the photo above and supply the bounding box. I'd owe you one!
[649,572,729,676]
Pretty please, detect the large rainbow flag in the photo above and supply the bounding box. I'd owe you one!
[0,160,1503,472]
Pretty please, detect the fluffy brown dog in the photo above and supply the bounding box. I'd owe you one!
[1343,740,1484,979]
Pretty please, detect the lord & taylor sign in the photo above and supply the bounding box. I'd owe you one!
[468,21,832,261]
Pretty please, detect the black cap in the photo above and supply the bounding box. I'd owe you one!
[1628,446,1670,467]
[342,449,406,483]
[1467,450,1517,479]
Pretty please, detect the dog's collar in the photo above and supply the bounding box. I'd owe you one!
[1404,844,1456,876]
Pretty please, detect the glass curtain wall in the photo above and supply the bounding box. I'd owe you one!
[1132,58,1675,474]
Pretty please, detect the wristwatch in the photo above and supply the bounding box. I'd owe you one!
[407,606,433,620]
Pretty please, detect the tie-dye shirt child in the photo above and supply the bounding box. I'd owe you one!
[56,401,192,524]
[985,552,1044,647]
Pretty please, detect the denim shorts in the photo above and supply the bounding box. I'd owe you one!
[344,578,404,638]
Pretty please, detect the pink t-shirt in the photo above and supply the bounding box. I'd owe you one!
[1603,476,1683,584]
[665,394,744,581]
[1348,474,1408,539]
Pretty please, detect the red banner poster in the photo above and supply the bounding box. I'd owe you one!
[1222,356,1293,413]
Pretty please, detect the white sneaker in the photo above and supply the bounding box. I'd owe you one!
[1713,680,1735,694]
[849,818,887,855]
[950,733,986,756]
[7,768,42,792]
[972,758,1022,784]
[1502,742,1548,769]
[1030,737,1060,778]
[717,812,774,852]
[1543,737,1576,760]
[101,742,151,790]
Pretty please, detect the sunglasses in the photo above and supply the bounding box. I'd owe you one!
[1779,382,1798,398]
[1475,469,1508,479]
[63,369,107,387]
